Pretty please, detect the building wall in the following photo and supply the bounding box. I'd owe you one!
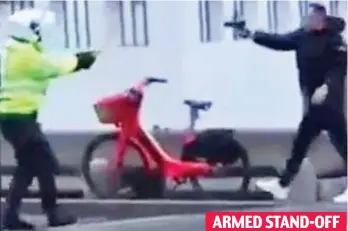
[0,0,346,131]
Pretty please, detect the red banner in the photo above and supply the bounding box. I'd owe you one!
[205,212,347,231]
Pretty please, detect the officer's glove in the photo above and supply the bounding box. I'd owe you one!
[311,84,328,105]
[75,50,100,71]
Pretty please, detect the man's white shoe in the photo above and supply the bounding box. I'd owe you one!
[256,178,290,200]
[333,188,348,203]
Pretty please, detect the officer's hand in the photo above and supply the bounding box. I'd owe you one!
[311,84,328,105]
[75,50,100,70]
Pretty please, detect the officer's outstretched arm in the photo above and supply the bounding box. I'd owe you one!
[252,29,303,51]
[43,51,98,77]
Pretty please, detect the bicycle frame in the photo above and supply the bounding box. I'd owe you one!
[94,78,213,180]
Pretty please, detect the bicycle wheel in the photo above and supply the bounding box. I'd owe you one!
[81,133,165,199]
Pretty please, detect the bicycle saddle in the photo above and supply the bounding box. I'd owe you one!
[183,100,212,111]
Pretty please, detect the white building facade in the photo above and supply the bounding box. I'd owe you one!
[0,0,347,131]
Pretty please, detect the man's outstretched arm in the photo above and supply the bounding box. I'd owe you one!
[252,29,303,51]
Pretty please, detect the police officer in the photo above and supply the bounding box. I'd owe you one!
[230,3,347,201]
[0,9,99,229]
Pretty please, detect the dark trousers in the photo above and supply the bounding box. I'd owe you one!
[0,114,59,216]
[280,105,347,187]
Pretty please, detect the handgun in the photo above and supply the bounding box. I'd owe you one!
[223,20,246,30]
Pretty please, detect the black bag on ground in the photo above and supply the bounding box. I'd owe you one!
[181,128,248,165]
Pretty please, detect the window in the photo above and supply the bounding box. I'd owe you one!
[233,0,244,18]
[299,0,309,18]
[199,0,223,43]
[132,1,148,46]
[62,1,70,48]
[267,1,277,32]
[48,0,70,49]
[83,1,91,48]
[267,1,292,33]
[232,0,244,40]
[71,0,91,49]
[242,1,258,29]
[337,0,347,20]
[337,0,347,38]
[45,0,91,50]
[61,0,91,50]
[10,0,34,14]
[118,0,149,47]
[329,1,339,16]
[330,0,347,19]
[72,1,80,48]
[0,1,12,24]
[199,0,212,42]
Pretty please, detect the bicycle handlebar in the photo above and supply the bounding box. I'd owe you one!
[132,77,168,94]
[145,77,168,84]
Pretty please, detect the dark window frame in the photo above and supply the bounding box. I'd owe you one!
[232,0,244,40]
[267,1,278,32]
[73,0,80,49]
[299,0,309,18]
[118,0,149,47]
[62,1,70,48]
[10,0,34,13]
[198,0,212,43]
[84,0,91,48]
[329,0,339,16]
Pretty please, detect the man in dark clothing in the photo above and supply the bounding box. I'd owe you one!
[232,3,347,201]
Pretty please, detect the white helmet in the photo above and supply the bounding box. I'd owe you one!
[7,8,56,42]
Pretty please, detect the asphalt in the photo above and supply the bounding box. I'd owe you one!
[0,175,275,200]
[2,199,277,221]
[1,131,346,176]
[11,201,346,231]
[74,203,345,231]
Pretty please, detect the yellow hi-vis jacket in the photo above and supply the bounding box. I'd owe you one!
[0,37,78,114]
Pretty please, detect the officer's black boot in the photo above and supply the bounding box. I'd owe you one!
[33,152,78,227]
[2,174,34,230]
[37,171,77,227]
[2,213,34,230]
[46,206,77,227]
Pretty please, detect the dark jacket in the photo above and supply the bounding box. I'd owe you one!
[252,16,347,110]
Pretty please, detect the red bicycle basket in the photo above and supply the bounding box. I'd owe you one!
[94,94,125,124]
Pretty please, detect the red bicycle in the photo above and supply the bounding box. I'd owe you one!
[81,77,247,199]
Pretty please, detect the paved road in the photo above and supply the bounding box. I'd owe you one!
[12,202,346,231]
[1,199,277,220]
[0,175,275,200]
[1,131,345,175]
[65,203,346,231]
[77,203,345,231]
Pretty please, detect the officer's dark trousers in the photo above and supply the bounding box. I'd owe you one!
[0,113,59,216]
[280,105,347,187]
